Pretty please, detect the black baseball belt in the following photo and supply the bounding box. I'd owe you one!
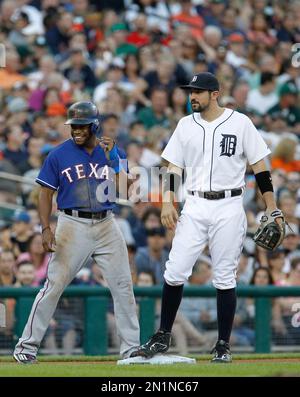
[62,209,112,219]
[188,188,243,200]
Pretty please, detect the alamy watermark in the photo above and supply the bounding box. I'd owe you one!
[291,303,300,328]
[93,165,201,204]
[291,43,300,68]
[0,44,6,67]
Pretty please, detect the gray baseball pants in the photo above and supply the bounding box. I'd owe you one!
[14,212,140,358]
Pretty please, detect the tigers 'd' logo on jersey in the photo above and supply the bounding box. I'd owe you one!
[220,134,237,157]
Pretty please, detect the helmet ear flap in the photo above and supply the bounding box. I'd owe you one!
[90,119,100,134]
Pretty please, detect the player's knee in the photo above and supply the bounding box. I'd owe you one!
[212,276,236,290]
[46,277,68,297]
[164,269,186,286]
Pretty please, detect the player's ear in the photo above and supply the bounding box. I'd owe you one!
[211,91,220,101]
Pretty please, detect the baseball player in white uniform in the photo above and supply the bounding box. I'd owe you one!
[132,72,283,363]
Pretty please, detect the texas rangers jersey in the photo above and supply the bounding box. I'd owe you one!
[161,108,271,191]
[36,139,126,212]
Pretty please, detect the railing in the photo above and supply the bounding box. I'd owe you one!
[1,286,300,355]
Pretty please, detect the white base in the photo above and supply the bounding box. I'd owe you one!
[117,354,196,365]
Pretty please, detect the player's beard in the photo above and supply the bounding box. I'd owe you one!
[191,97,212,113]
[191,97,211,113]
[191,102,210,113]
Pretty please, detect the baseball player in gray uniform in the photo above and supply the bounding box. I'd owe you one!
[132,73,284,363]
[13,102,140,364]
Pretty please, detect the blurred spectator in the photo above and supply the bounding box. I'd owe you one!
[125,0,176,35]
[18,137,44,175]
[131,206,161,247]
[27,55,69,91]
[232,81,250,113]
[137,87,171,129]
[267,249,287,285]
[196,0,226,27]
[267,82,300,131]
[63,48,97,90]
[128,121,147,145]
[45,12,73,54]
[221,7,243,38]
[271,138,300,173]
[93,60,133,105]
[0,249,16,347]
[246,72,278,115]
[17,232,49,286]
[278,193,299,228]
[0,51,27,90]
[172,0,204,40]
[0,250,16,287]
[29,112,49,138]
[2,125,28,173]
[140,126,169,168]
[109,22,138,57]
[126,140,144,169]
[135,226,168,284]
[245,266,275,336]
[126,13,151,48]
[123,53,149,108]
[215,63,235,97]
[281,173,300,218]
[143,55,177,98]
[8,11,32,54]
[281,225,300,273]
[225,33,254,75]
[247,12,277,48]
[0,0,17,32]
[136,269,156,287]
[14,260,36,287]
[276,11,299,43]
[168,87,188,129]
[199,25,223,64]
[232,296,255,347]
[237,250,255,285]
[250,265,274,286]
[10,210,33,256]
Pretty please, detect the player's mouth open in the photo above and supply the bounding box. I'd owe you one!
[73,135,85,141]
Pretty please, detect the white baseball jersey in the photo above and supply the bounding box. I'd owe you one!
[161,108,271,192]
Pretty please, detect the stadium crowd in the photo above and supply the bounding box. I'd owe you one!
[0,0,300,354]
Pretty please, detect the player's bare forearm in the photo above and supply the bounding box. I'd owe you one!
[162,163,183,204]
[38,187,55,229]
[251,159,277,211]
[251,158,268,174]
[38,187,56,252]
[161,163,183,229]
[261,191,278,211]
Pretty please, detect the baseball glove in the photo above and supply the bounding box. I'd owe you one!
[253,209,285,251]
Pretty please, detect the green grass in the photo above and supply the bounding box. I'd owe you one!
[0,354,299,377]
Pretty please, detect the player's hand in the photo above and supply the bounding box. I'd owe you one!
[266,207,284,225]
[42,228,56,252]
[161,203,178,230]
[98,136,115,152]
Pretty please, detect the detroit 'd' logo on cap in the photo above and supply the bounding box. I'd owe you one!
[191,76,197,83]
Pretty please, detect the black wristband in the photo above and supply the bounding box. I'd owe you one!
[163,172,181,194]
[42,226,50,233]
[255,171,274,195]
